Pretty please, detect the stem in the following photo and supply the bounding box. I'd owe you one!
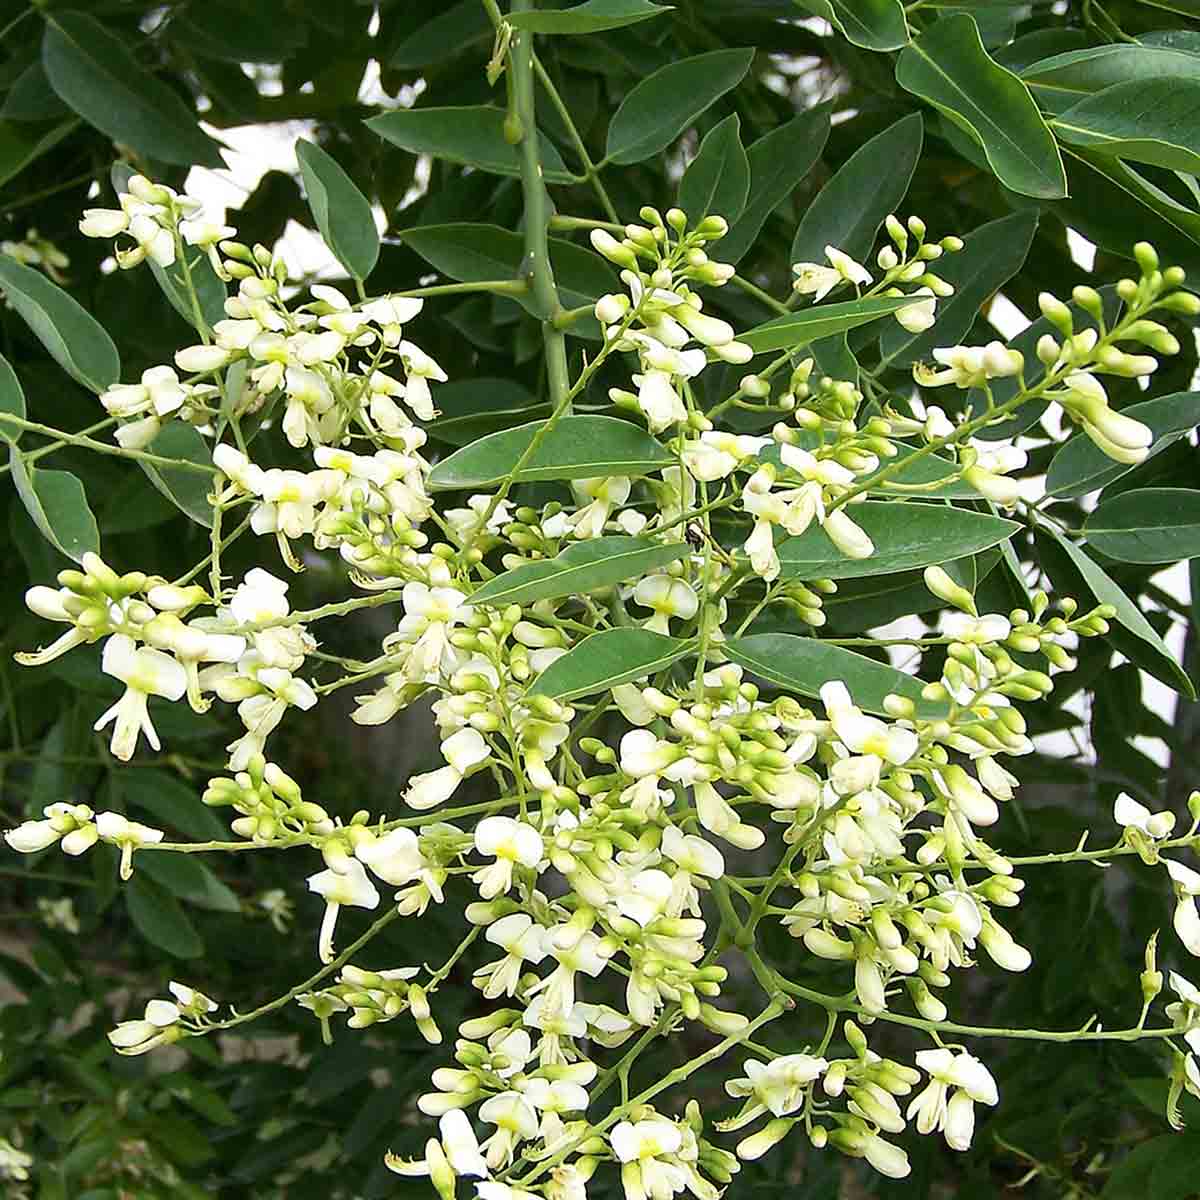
[0,414,216,473]
[509,6,571,412]
[0,417,118,477]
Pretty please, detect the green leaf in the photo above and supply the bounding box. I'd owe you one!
[119,769,229,842]
[1040,523,1194,697]
[10,457,100,563]
[880,209,1037,367]
[724,634,948,717]
[0,352,27,438]
[742,295,915,353]
[791,113,923,266]
[389,0,492,68]
[678,114,750,224]
[716,107,832,263]
[41,12,223,168]
[1046,392,1199,497]
[1021,44,1200,115]
[793,0,909,51]
[429,415,673,490]
[175,2,307,62]
[126,873,203,958]
[1054,78,1200,177]
[296,139,379,282]
[139,424,215,529]
[1084,488,1200,563]
[776,502,1018,579]
[469,536,690,608]
[896,13,1067,198]
[0,255,119,393]
[508,0,673,33]
[605,49,754,165]
[137,852,241,914]
[0,118,76,188]
[367,107,575,183]
[529,629,694,700]
[400,224,614,330]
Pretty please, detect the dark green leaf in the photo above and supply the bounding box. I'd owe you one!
[776,502,1018,579]
[0,255,120,393]
[429,415,673,489]
[859,448,990,499]
[0,352,27,437]
[42,12,223,167]
[1046,391,1199,496]
[678,114,750,223]
[389,1,492,68]
[139,424,215,529]
[605,49,754,165]
[1040,523,1194,697]
[1054,78,1200,176]
[793,0,909,51]
[717,107,832,263]
[1021,44,1200,114]
[137,853,241,913]
[896,13,1066,198]
[725,633,948,717]
[119,769,229,842]
[791,113,923,266]
[880,209,1037,367]
[469,536,690,607]
[175,2,307,62]
[10,457,100,563]
[1,61,70,122]
[296,139,379,282]
[126,874,204,959]
[367,107,575,183]
[0,118,77,188]
[529,628,694,700]
[508,0,673,33]
[743,295,915,353]
[1084,487,1200,563]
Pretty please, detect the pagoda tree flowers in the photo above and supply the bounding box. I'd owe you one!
[7,178,1200,1200]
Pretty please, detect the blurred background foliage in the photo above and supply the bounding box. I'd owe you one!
[2,0,1200,1196]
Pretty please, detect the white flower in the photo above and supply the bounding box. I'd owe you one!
[611,1117,682,1161]
[632,575,699,635]
[439,1110,490,1179]
[397,582,469,681]
[894,287,936,333]
[307,859,381,963]
[93,635,187,761]
[908,1048,998,1151]
[726,1054,828,1119]
[823,508,875,560]
[793,246,872,301]
[820,681,917,764]
[475,913,549,998]
[472,817,543,899]
[1114,793,1175,840]
[405,728,491,810]
[1166,859,1200,956]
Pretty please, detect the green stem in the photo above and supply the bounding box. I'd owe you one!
[0,414,216,473]
[0,417,118,477]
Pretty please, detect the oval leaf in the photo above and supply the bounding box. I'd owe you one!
[389,1,492,69]
[1084,488,1200,564]
[367,107,575,183]
[508,0,673,33]
[605,48,754,166]
[742,295,915,353]
[793,0,909,51]
[126,873,204,959]
[725,633,948,717]
[715,107,831,264]
[880,209,1038,368]
[42,12,223,167]
[1021,44,1200,115]
[0,352,27,439]
[138,852,241,913]
[139,424,216,529]
[792,113,923,267]
[469,536,690,608]
[678,114,750,224]
[1054,78,1200,177]
[429,415,673,490]
[529,628,694,700]
[896,13,1066,199]
[776,502,1019,580]
[10,457,100,563]
[1047,391,1199,497]
[0,255,119,394]
[296,139,379,282]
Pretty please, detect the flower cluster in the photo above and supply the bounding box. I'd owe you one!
[8,180,1200,1200]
